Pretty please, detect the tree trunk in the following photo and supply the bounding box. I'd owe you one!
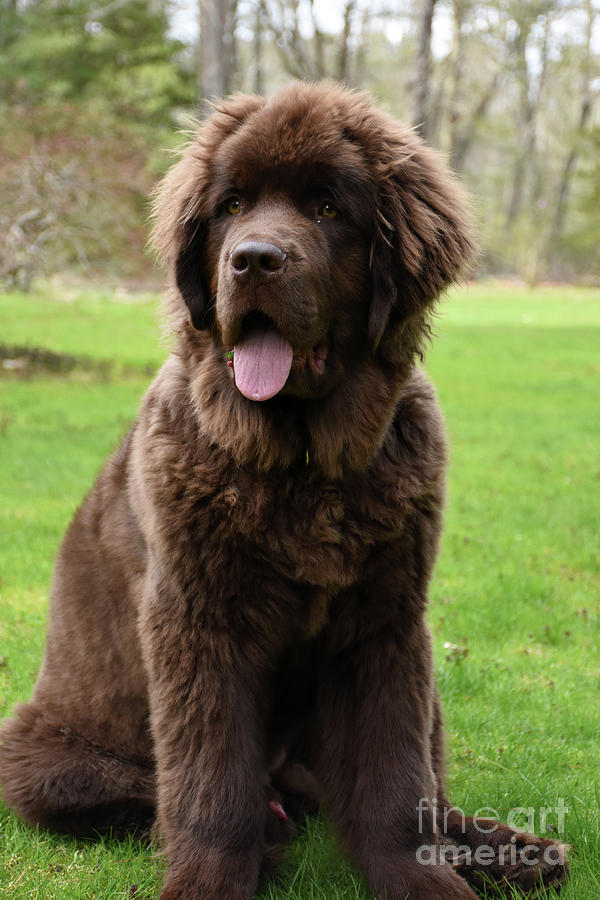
[549,1,596,249]
[445,0,467,159]
[222,0,239,95]
[412,0,437,139]
[309,0,326,77]
[528,13,551,211]
[352,7,370,88]
[505,17,533,227]
[253,0,265,94]
[337,0,355,83]
[198,0,227,105]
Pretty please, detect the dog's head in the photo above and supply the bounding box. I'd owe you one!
[152,83,474,402]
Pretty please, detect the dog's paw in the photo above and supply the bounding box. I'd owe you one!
[499,832,569,893]
[455,830,569,894]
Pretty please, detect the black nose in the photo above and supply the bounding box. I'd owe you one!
[230,241,287,277]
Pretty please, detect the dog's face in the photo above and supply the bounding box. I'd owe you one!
[203,110,376,400]
[153,83,474,401]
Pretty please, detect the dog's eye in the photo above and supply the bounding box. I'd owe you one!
[318,201,338,220]
[226,198,241,216]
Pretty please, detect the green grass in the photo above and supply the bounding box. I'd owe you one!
[0,285,169,370]
[1,282,599,898]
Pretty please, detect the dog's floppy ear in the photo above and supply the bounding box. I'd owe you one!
[150,148,213,330]
[173,217,209,330]
[368,127,475,350]
[151,94,265,330]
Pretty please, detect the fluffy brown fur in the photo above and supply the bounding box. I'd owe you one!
[0,83,568,899]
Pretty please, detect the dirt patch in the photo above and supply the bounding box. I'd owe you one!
[0,345,155,380]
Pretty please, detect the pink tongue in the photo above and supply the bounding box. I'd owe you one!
[234,326,293,401]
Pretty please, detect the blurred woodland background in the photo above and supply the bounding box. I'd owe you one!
[1,0,599,290]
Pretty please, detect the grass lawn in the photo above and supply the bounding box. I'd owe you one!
[1,282,599,899]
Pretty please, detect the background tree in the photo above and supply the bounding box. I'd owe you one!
[0,0,193,287]
[198,0,239,102]
[258,0,371,83]
[549,0,599,254]
[412,0,437,137]
[2,0,599,287]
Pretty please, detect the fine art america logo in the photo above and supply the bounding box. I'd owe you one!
[415,798,568,868]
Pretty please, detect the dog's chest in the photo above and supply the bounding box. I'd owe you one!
[210,468,401,590]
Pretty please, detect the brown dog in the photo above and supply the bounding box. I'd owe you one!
[0,83,568,899]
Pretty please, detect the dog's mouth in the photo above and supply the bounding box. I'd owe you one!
[231,312,329,402]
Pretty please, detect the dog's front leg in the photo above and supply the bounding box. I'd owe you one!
[314,555,478,900]
[140,571,269,900]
